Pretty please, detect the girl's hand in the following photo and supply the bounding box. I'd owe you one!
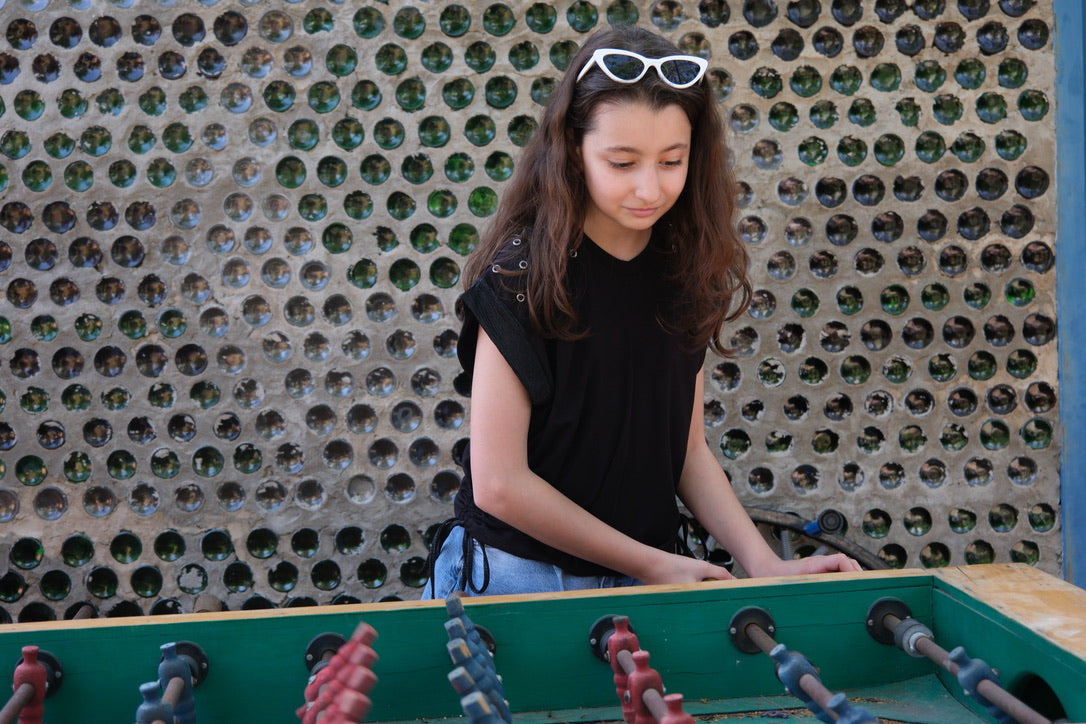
[639,552,737,585]
[753,553,863,578]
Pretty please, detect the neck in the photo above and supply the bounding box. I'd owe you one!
[582,222,652,261]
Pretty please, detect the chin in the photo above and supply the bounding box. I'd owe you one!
[621,215,662,230]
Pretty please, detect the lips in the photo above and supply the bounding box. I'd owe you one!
[626,207,659,218]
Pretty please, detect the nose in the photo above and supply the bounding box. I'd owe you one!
[634,167,662,201]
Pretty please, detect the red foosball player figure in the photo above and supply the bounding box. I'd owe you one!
[660,693,695,724]
[605,617,640,724]
[303,663,377,724]
[303,623,378,706]
[3,645,47,724]
[321,688,371,724]
[626,650,664,724]
[298,623,378,724]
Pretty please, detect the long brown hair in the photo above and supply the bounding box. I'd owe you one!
[463,26,751,355]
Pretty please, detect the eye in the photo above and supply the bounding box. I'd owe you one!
[608,160,635,169]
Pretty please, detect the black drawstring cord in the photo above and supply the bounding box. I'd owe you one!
[461,529,490,594]
[677,513,699,559]
[426,518,457,599]
[426,518,490,598]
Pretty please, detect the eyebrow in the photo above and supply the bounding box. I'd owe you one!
[602,142,689,154]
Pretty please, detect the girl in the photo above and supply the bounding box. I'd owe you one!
[425,27,861,599]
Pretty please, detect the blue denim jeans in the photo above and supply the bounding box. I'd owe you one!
[422,526,641,599]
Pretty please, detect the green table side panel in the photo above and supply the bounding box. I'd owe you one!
[0,605,446,723]
[931,579,1086,722]
[470,574,934,714]
[0,572,1072,722]
[6,575,930,721]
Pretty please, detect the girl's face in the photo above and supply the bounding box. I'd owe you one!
[578,101,691,255]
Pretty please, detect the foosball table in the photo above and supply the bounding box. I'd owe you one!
[0,563,1081,723]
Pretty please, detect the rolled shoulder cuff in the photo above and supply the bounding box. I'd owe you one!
[459,278,553,405]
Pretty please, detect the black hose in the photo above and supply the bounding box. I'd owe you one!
[744,506,888,570]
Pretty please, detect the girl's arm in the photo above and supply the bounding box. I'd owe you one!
[677,367,863,577]
[469,327,731,585]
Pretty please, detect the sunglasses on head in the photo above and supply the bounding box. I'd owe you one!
[575,48,708,89]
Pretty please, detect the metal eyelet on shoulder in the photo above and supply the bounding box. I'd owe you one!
[511,237,522,246]
[518,260,528,269]
[569,250,578,258]
[491,264,501,273]
[515,293,526,303]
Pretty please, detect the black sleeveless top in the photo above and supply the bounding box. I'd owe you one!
[454,235,706,576]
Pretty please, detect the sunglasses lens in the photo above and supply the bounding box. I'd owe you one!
[601,53,646,81]
[659,59,703,85]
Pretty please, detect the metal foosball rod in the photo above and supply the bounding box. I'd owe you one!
[161,674,188,717]
[0,689,36,724]
[613,648,668,723]
[728,607,878,724]
[741,621,841,719]
[866,598,1052,724]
